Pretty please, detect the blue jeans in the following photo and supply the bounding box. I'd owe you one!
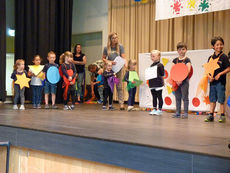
[14,84,25,105]
[128,87,136,106]
[209,82,226,104]
[77,72,85,99]
[31,85,43,105]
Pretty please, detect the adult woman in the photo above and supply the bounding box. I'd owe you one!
[73,44,87,103]
[102,32,126,110]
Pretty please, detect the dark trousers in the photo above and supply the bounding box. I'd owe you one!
[103,87,113,106]
[151,89,163,110]
[64,85,76,105]
[31,86,43,105]
[128,87,136,106]
[175,79,189,114]
[94,84,101,100]
[14,84,25,105]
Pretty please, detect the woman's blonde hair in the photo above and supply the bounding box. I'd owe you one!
[59,51,73,64]
[13,59,25,71]
[107,32,120,56]
[128,59,137,70]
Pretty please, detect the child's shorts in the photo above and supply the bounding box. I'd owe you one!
[209,82,226,104]
[44,81,57,94]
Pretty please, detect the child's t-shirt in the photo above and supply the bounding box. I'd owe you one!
[11,70,28,81]
[172,57,191,82]
[42,63,59,82]
[148,61,164,88]
[208,52,230,86]
[96,75,104,87]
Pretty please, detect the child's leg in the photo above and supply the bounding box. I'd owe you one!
[98,87,104,101]
[51,94,56,105]
[108,88,113,106]
[181,79,189,114]
[131,87,137,106]
[37,86,43,105]
[45,94,49,105]
[51,84,57,105]
[103,88,108,106]
[156,90,163,110]
[44,81,50,105]
[20,88,25,105]
[175,86,182,115]
[210,102,216,113]
[220,103,225,114]
[151,89,158,110]
[128,88,133,106]
[14,84,20,105]
[70,86,76,105]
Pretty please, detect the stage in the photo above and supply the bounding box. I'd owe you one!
[0,103,230,172]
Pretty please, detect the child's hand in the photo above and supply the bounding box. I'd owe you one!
[112,61,116,65]
[132,81,136,84]
[27,71,33,77]
[214,73,221,80]
[176,81,182,86]
[68,76,72,81]
[208,74,214,82]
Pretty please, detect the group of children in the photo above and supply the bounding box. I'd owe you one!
[11,36,230,123]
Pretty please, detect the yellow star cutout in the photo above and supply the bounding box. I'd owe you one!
[15,73,31,89]
[203,57,220,77]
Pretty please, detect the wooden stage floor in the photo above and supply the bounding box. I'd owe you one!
[0,103,230,159]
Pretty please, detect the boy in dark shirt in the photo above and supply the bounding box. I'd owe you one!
[205,37,230,123]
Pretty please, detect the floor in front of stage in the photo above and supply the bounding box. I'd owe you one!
[0,103,229,159]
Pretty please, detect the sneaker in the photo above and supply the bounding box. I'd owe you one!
[45,104,50,109]
[172,113,180,118]
[102,106,107,110]
[155,110,163,115]
[149,109,157,115]
[70,105,75,110]
[37,104,41,109]
[181,113,188,119]
[97,100,103,104]
[127,106,134,112]
[51,105,58,109]
[109,106,115,111]
[64,105,69,110]
[13,105,18,110]
[33,104,37,109]
[218,115,226,123]
[19,105,25,110]
[204,114,214,122]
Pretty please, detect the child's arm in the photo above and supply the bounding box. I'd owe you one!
[61,64,69,79]
[11,71,16,80]
[215,67,230,80]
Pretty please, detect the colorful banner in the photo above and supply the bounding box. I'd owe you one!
[139,49,214,111]
[156,0,230,21]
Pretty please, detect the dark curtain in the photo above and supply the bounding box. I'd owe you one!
[0,0,6,101]
[15,0,73,103]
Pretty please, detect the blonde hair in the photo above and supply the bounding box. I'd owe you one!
[59,51,73,64]
[150,50,161,57]
[128,59,137,70]
[13,59,25,71]
[107,32,120,56]
[48,51,56,57]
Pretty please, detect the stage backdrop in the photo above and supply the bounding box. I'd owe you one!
[156,0,230,20]
[139,49,214,111]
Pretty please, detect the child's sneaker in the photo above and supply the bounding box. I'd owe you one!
[109,106,115,111]
[204,114,214,122]
[181,113,188,119]
[70,105,75,110]
[97,100,103,104]
[172,113,180,118]
[51,105,58,109]
[127,106,134,112]
[149,109,157,115]
[45,104,50,109]
[63,105,69,110]
[19,105,25,110]
[13,105,18,110]
[33,104,37,109]
[37,104,41,109]
[218,115,226,123]
[155,110,163,115]
[102,106,107,110]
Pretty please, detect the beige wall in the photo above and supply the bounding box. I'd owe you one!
[0,146,143,173]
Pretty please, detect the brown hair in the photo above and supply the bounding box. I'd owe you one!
[33,55,42,63]
[176,42,187,50]
[128,59,137,70]
[107,32,120,56]
[48,51,56,57]
[59,51,73,64]
[13,59,25,71]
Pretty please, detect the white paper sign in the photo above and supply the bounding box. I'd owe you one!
[112,56,126,74]
[145,66,158,80]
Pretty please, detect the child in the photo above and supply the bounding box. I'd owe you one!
[42,51,59,109]
[29,55,43,109]
[95,68,104,104]
[172,42,191,119]
[102,62,115,110]
[11,59,27,110]
[60,51,77,110]
[205,36,230,123]
[123,59,139,111]
[148,50,164,115]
